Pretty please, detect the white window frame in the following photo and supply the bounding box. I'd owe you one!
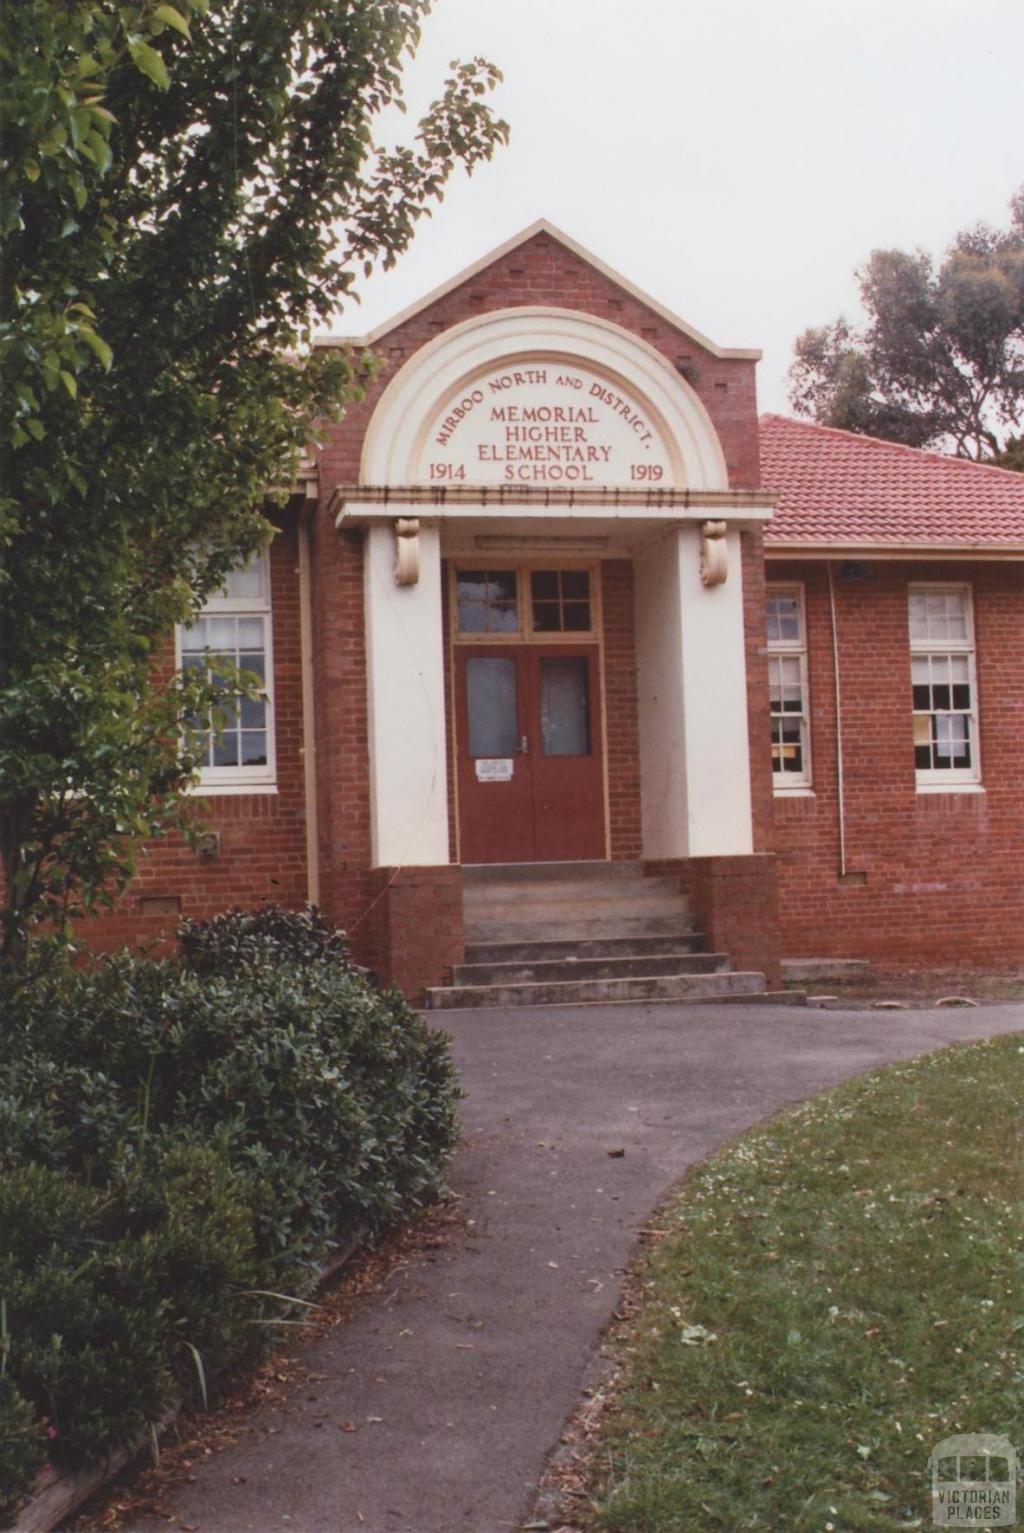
[176,551,276,794]
[766,582,812,792]
[909,583,981,792]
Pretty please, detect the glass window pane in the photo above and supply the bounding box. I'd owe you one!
[908,593,928,641]
[457,570,518,634]
[207,616,235,649]
[212,698,239,733]
[531,570,559,600]
[222,554,265,601]
[540,657,590,756]
[181,620,207,652]
[240,693,266,729]
[237,616,265,648]
[562,602,591,632]
[213,733,239,767]
[466,657,518,757]
[241,732,267,765]
[457,599,487,633]
[489,601,520,634]
[532,602,560,632]
[239,653,266,685]
[458,574,490,604]
[561,570,590,600]
[486,571,517,604]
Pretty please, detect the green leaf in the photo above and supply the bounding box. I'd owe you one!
[77,325,113,371]
[40,123,68,155]
[154,4,191,38]
[26,420,45,442]
[59,370,78,399]
[129,40,171,91]
[23,160,40,183]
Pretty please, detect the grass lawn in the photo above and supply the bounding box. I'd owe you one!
[582,1033,1024,1532]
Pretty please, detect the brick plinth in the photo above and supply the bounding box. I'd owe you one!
[368,865,465,1003]
[643,855,781,987]
[687,854,780,988]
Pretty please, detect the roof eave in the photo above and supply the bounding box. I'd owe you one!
[764,539,1024,560]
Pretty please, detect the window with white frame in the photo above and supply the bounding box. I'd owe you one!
[909,585,979,785]
[179,551,275,788]
[766,585,811,788]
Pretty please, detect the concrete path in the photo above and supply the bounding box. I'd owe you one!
[133,1002,1022,1533]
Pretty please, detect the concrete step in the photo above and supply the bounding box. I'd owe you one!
[464,874,683,909]
[461,860,646,884]
[464,933,702,964]
[452,951,729,986]
[465,899,689,936]
[425,987,809,1013]
[427,970,767,1011]
[464,914,698,944]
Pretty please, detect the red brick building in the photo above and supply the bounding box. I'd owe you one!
[96,223,1024,1001]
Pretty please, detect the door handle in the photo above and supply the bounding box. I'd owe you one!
[516,734,529,755]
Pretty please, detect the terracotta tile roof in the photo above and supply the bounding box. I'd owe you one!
[759,413,1024,550]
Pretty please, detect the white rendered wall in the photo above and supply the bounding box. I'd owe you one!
[634,544,689,857]
[363,525,450,867]
[635,528,753,859]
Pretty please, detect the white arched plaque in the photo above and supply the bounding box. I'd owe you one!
[360,308,729,491]
[422,358,673,489]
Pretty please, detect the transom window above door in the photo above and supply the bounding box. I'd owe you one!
[454,566,595,640]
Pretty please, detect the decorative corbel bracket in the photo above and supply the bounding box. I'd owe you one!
[700,520,728,587]
[394,517,420,586]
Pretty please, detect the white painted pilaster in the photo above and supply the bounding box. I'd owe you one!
[363,525,450,867]
[635,527,753,859]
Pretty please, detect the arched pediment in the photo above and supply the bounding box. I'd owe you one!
[360,308,729,491]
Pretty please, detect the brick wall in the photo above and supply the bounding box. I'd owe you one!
[769,556,1024,965]
[83,515,311,953]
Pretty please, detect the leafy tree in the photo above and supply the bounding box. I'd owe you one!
[0,1,507,972]
[788,189,1024,460]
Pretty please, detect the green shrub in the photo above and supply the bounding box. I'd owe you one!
[0,908,461,1503]
[0,1150,285,1478]
[0,1377,46,1529]
[1,944,460,1265]
[178,904,353,976]
[0,1165,171,1468]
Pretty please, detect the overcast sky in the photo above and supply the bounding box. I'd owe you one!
[342,0,1024,416]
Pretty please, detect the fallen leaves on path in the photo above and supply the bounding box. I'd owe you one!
[65,1199,468,1533]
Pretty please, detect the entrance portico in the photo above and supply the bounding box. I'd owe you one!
[317,224,780,997]
[334,306,773,871]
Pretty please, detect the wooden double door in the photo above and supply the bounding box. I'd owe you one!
[455,644,605,863]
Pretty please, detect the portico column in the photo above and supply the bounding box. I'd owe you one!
[363,523,450,867]
[634,524,753,858]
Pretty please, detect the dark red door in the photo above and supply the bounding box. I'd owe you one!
[455,645,605,863]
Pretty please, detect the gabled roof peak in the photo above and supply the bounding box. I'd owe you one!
[318,219,761,362]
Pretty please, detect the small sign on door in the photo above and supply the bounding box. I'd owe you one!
[475,757,514,782]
